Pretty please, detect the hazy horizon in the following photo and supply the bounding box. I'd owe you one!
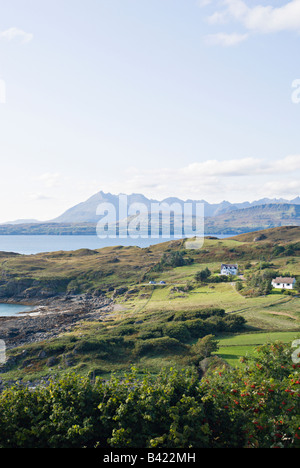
[2,190,300,225]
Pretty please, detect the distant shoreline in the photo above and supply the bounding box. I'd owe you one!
[0,233,233,255]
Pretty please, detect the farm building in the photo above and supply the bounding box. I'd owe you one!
[221,264,238,276]
[271,277,296,290]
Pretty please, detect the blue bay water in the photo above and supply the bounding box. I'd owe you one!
[0,303,33,317]
[0,234,232,255]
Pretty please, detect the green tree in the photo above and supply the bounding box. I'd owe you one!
[191,334,219,364]
[195,267,211,282]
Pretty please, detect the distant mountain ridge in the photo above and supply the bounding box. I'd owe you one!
[0,191,299,235]
[205,203,300,233]
[49,191,300,224]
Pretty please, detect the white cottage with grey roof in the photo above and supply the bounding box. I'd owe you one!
[271,277,296,290]
[220,264,238,276]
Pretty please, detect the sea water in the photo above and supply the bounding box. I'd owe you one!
[0,234,232,255]
[0,303,32,317]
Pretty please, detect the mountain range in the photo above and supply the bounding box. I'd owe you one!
[1,191,300,235]
[49,192,300,224]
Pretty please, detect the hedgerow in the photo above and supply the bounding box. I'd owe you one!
[0,341,299,448]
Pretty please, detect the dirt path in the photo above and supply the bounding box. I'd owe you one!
[266,310,297,320]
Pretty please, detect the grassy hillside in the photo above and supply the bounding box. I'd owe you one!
[1,226,299,299]
[0,226,299,382]
[0,240,186,298]
[230,225,300,243]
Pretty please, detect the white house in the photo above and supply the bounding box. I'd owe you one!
[271,277,296,290]
[221,264,238,276]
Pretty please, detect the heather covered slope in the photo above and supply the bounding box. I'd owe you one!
[0,226,299,384]
[0,226,299,299]
[229,225,300,243]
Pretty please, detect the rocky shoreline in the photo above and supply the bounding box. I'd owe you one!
[0,293,115,350]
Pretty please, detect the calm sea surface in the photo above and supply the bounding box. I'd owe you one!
[0,234,232,255]
[0,303,33,317]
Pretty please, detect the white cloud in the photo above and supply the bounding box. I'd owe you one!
[224,0,300,34]
[28,193,54,201]
[197,0,213,7]
[260,179,300,199]
[272,154,300,173]
[0,27,33,44]
[203,0,300,45]
[205,32,249,46]
[182,157,260,176]
[34,172,61,188]
[183,155,300,176]
[99,155,300,203]
[206,11,229,25]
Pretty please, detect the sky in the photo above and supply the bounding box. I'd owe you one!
[0,0,300,222]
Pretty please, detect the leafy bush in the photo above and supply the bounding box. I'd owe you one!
[151,251,194,272]
[75,337,124,354]
[202,341,300,448]
[184,319,207,338]
[162,322,191,342]
[0,342,299,448]
[134,337,186,357]
[110,325,136,336]
[138,330,163,340]
[223,315,246,331]
[195,268,211,282]
[138,324,164,340]
[173,308,225,322]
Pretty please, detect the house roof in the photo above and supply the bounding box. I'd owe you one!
[272,277,296,284]
[221,264,238,268]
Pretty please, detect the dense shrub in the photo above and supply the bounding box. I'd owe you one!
[75,337,124,353]
[162,322,191,342]
[151,251,194,272]
[223,315,247,331]
[173,308,225,321]
[138,330,163,340]
[138,324,164,340]
[184,319,207,338]
[110,325,136,336]
[134,337,186,357]
[0,341,299,448]
[202,341,300,448]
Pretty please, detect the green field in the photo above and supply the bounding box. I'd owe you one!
[216,331,300,366]
[118,264,300,330]
[112,256,300,368]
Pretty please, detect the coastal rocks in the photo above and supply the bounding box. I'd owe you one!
[0,294,114,351]
[0,278,70,300]
[113,287,128,297]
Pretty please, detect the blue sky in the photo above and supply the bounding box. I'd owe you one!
[0,0,300,222]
